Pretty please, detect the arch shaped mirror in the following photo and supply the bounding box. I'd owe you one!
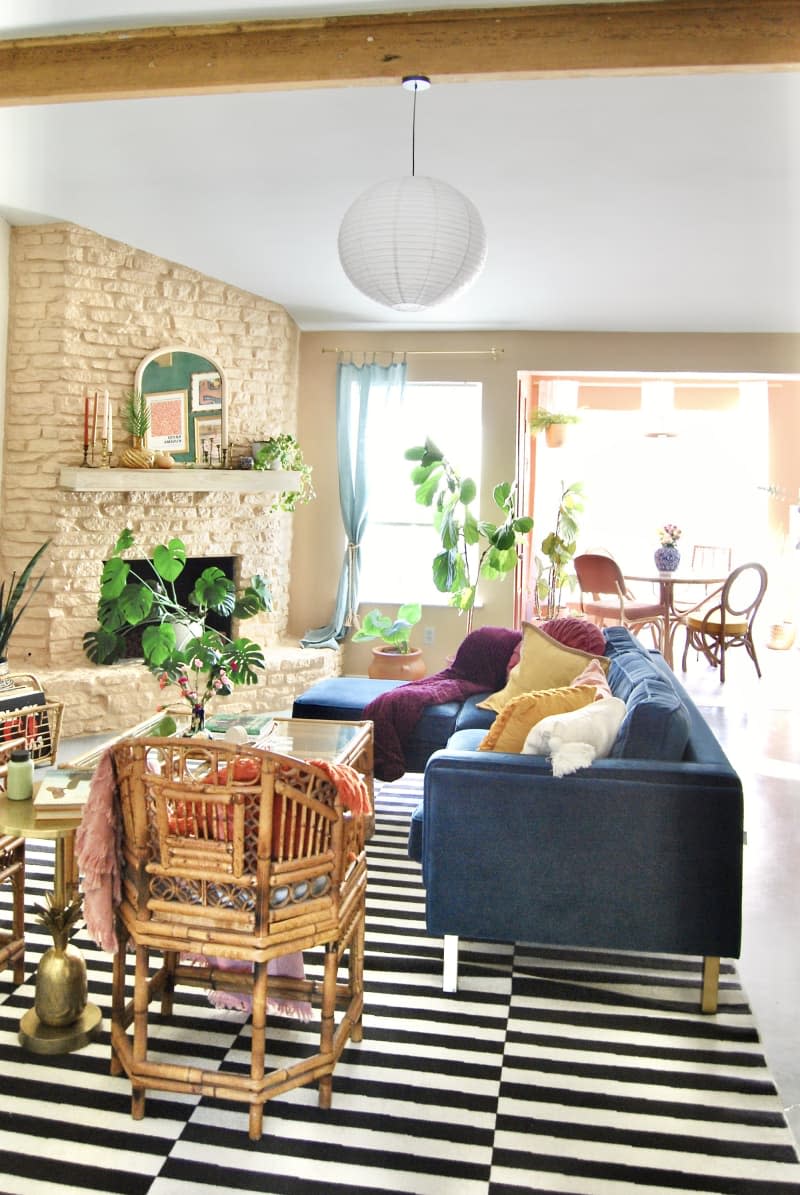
[134,345,228,466]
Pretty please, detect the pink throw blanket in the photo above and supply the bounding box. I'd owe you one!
[364,625,522,781]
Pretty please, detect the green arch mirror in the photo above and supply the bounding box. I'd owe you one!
[134,345,228,466]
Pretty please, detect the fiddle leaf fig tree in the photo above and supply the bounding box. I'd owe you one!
[535,479,584,615]
[83,530,271,713]
[405,439,532,629]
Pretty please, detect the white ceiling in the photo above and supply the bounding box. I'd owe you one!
[1,0,798,333]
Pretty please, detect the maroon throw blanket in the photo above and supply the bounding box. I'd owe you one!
[364,625,521,781]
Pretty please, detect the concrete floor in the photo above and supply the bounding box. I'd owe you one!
[676,637,800,1146]
[57,635,800,1145]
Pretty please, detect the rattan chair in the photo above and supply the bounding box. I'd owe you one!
[680,562,768,683]
[109,736,368,1140]
[0,736,28,984]
[573,552,668,652]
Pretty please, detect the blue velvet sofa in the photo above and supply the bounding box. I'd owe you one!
[407,627,743,1011]
[293,626,743,1011]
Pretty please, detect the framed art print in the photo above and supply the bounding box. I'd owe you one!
[191,371,223,412]
[144,390,189,453]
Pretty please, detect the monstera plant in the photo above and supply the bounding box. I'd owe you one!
[83,529,271,730]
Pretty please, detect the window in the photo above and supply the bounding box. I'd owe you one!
[359,381,482,604]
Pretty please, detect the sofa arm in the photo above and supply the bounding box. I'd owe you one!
[420,749,743,960]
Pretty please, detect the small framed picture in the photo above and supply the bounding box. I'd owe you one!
[144,390,189,453]
[191,371,222,412]
[194,414,223,465]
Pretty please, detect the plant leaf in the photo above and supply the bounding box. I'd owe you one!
[152,539,187,583]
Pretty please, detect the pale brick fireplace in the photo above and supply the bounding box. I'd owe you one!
[0,223,338,738]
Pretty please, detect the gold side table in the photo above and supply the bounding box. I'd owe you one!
[0,793,102,1054]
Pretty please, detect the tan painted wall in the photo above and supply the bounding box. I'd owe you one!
[293,331,800,674]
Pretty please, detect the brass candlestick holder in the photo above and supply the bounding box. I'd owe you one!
[99,438,110,469]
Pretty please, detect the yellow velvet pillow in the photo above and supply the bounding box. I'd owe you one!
[478,684,596,754]
[478,621,610,715]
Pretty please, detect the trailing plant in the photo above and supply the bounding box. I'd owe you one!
[535,480,584,615]
[405,439,533,632]
[528,408,581,434]
[0,540,50,661]
[123,390,151,439]
[352,604,422,654]
[83,530,271,717]
[253,433,315,513]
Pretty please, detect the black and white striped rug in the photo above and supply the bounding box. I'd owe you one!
[1,775,799,1194]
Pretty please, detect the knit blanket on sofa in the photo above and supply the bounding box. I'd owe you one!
[364,625,522,781]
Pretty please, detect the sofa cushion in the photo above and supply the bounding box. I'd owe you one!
[610,677,691,761]
[522,695,627,775]
[291,676,403,721]
[479,621,609,714]
[479,684,596,754]
[453,693,496,733]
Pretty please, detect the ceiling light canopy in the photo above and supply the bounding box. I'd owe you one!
[337,75,487,313]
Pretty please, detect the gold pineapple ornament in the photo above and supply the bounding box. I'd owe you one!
[32,893,88,1027]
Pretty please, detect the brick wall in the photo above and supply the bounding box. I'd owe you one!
[0,223,337,737]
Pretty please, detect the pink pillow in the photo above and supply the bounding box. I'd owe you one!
[570,657,614,700]
[540,617,606,657]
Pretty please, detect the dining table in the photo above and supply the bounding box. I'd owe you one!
[623,568,727,669]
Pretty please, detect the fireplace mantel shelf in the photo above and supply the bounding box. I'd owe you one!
[59,467,300,494]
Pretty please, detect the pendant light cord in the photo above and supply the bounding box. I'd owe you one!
[411,82,418,177]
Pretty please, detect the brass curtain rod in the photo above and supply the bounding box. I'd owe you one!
[322,347,504,359]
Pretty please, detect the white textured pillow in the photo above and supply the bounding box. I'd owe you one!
[521,696,627,777]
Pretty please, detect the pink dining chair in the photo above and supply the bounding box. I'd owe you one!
[573,553,668,653]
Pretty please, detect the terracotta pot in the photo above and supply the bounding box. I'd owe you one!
[368,646,426,681]
[544,424,567,448]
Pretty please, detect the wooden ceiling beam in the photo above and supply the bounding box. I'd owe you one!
[0,0,798,108]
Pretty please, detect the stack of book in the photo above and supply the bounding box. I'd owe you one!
[33,768,94,821]
[203,711,275,742]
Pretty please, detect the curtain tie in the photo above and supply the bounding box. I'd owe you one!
[344,542,361,629]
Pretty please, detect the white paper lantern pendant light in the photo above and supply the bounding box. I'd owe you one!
[338,75,487,312]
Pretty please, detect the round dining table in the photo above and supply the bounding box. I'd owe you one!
[623,569,727,668]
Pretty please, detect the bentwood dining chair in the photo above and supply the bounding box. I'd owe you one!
[109,736,369,1140]
[573,553,668,652]
[680,562,768,683]
[0,736,28,984]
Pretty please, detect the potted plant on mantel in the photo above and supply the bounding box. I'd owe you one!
[83,529,271,734]
[0,540,50,681]
[251,433,315,513]
[352,604,424,680]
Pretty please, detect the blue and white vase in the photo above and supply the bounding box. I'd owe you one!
[654,545,681,572]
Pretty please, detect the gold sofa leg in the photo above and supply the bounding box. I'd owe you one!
[701,956,720,1013]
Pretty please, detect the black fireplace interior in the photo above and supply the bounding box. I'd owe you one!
[118,556,235,658]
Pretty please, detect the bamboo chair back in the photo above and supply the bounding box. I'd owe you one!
[109,736,368,1139]
[0,736,27,983]
[680,562,768,683]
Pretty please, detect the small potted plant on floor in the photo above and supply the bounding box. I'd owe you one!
[352,604,425,680]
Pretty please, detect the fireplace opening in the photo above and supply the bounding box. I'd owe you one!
[117,555,236,659]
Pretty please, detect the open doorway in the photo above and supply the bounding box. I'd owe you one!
[515,371,800,632]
